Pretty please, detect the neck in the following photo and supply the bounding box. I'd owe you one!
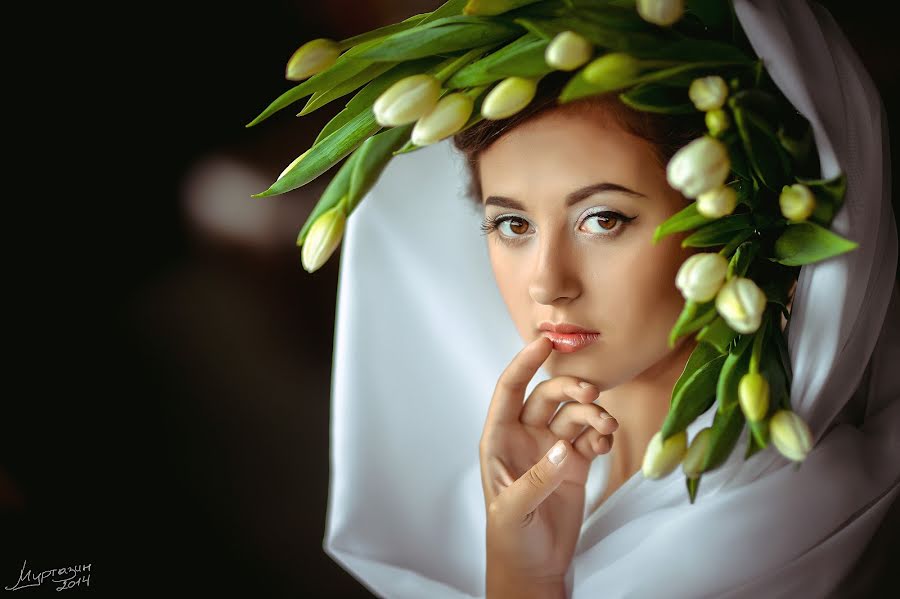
[597,336,698,488]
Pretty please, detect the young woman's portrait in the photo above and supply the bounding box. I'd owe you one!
[5,1,897,598]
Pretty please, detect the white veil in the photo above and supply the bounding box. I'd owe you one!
[322,1,900,597]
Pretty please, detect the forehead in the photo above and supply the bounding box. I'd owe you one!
[478,108,659,200]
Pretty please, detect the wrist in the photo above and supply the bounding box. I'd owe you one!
[486,569,566,599]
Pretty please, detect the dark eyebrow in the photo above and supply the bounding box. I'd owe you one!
[483,182,646,210]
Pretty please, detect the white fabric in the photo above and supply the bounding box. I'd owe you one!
[322,1,900,596]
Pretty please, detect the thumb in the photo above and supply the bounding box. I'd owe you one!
[501,440,569,522]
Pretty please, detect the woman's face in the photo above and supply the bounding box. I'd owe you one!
[478,107,698,390]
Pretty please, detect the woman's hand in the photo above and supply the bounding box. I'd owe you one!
[480,336,618,597]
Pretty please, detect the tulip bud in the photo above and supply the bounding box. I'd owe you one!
[583,52,642,86]
[372,74,442,127]
[779,183,816,222]
[636,0,685,26]
[689,76,729,111]
[641,430,687,479]
[278,149,310,181]
[705,108,731,136]
[682,427,712,479]
[715,276,767,334]
[675,252,728,303]
[411,93,474,146]
[545,31,593,71]
[481,76,538,120]
[300,202,347,273]
[696,185,738,218]
[770,409,813,462]
[286,38,341,81]
[738,372,770,422]
[666,136,731,199]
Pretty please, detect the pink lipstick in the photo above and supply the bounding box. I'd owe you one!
[538,322,601,353]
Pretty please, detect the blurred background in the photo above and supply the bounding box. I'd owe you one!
[1,1,897,596]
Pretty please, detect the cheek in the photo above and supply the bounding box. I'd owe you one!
[489,247,532,335]
[604,237,690,334]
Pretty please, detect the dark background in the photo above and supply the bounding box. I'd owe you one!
[2,1,897,596]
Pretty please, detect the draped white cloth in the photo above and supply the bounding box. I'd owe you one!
[322,1,900,596]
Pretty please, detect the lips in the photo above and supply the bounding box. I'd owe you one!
[538,322,600,353]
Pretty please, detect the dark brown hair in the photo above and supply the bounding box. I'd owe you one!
[452,71,707,205]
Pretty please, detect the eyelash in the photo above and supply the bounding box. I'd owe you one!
[479,210,636,245]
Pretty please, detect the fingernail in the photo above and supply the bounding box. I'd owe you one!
[579,381,593,389]
[548,440,566,465]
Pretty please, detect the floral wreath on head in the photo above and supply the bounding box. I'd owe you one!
[247,0,859,504]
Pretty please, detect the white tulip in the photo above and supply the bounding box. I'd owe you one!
[641,430,687,479]
[696,185,738,218]
[373,74,441,127]
[770,409,813,462]
[545,31,593,71]
[682,427,712,479]
[481,76,538,120]
[779,183,816,221]
[666,135,731,199]
[739,372,770,423]
[411,93,474,146]
[675,252,729,303]
[286,38,340,81]
[301,203,346,273]
[689,76,729,111]
[636,0,685,27]
[715,276,767,334]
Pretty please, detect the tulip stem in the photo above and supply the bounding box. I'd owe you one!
[748,309,768,374]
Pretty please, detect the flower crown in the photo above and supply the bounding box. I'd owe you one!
[247,0,858,503]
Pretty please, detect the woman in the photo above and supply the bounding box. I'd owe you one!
[249,0,900,596]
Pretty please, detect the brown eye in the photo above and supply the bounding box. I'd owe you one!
[597,215,618,230]
[508,218,529,235]
[581,210,634,235]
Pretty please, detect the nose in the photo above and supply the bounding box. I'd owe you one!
[528,231,582,305]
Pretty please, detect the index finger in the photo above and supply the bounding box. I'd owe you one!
[486,336,553,425]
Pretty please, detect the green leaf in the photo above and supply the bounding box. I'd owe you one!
[668,299,718,348]
[255,106,382,198]
[419,0,469,26]
[702,401,746,472]
[313,56,444,146]
[716,332,754,414]
[744,419,768,459]
[347,124,414,212]
[672,341,723,401]
[731,103,791,191]
[773,221,859,266]
[661,353,727,441]
[446,33,551,87]
[796,172,848,228]
[686,475,701,503]
[759,318,789,416]
[727,240,758,278]
[358,19,521,62]
[619,82,695,114]
[653,201,713,244]
[299,62,396,116]
[696,316,739,354]
[681,213,753,247]
[337,14,429,49]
